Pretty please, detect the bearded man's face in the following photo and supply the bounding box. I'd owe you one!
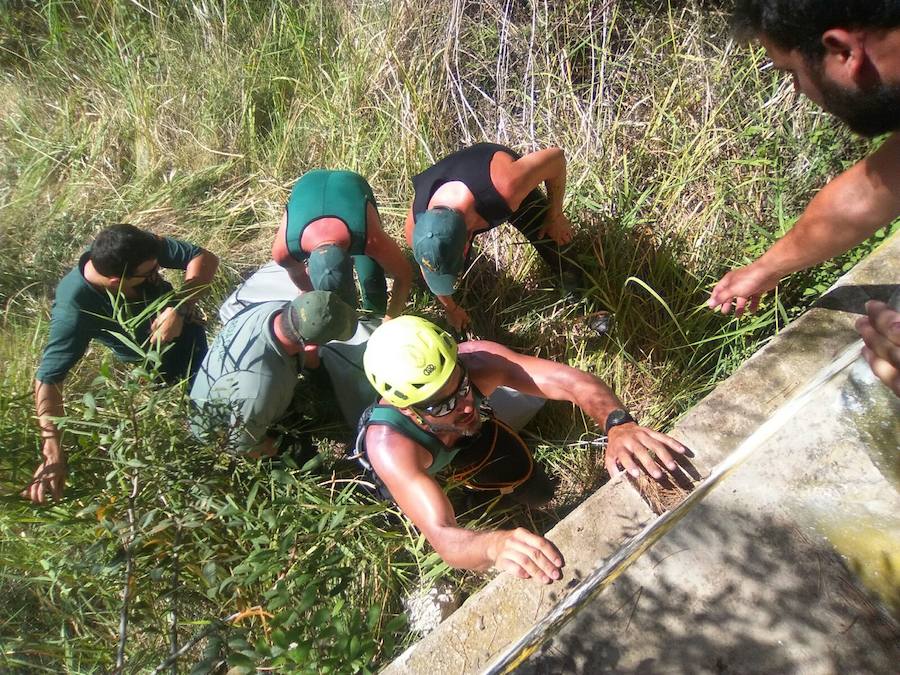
[760,34,900,138]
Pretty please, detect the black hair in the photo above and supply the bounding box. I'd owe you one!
[89,224,163,277]
[731,1,900,59]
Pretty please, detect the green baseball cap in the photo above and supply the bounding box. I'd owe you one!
[284,290,358,345]
[412,208,468,296]
[307,244,357,308]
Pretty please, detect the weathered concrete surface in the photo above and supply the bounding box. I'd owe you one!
[522,366,900,674]
[386,479,655,674]
[384,233,899,675]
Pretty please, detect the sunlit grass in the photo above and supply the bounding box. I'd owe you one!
[0,0,889,671]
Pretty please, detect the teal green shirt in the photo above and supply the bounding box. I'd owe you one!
[35,236,202,384]
[284,170,375,261]
[189,301,304,455]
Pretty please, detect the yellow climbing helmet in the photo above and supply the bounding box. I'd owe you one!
[364,315,458,407]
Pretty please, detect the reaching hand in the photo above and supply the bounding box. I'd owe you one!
[23,444,67,504]
[856,300,900,397]
[489,527,565,584]
[539,211,574,246]
[444,303,471,332]
[150,306,184,344]
[605,423,687,481]
[708,263,780,317]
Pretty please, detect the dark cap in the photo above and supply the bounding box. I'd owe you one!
[412,208,467,296]
[283,290,358,345]
[307,244,357,308]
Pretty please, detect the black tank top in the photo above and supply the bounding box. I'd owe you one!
[411,143,521,230]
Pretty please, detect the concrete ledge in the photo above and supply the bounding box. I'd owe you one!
[383,233,899,674]
[385,478,654,674]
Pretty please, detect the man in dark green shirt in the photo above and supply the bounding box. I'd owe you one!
[27,224,219,504]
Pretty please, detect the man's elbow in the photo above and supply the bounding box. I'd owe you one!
[272,239,285,263]
[542,146,565,170]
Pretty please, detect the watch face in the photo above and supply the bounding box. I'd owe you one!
[605,409,634,432]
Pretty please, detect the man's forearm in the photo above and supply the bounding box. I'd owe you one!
[283,260,313,292]
[543,150,567,215]
[756,136,900,279]
[179,250,219,308]
[386,276,412,318]
[428,525,504,571]
[568,371,627,430]
[34,380,65,454]
[436,294,456,310]
[756,207,889,279]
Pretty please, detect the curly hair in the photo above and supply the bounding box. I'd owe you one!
[731,1,900,58]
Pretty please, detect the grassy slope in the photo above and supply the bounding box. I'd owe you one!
[0,1,891,672]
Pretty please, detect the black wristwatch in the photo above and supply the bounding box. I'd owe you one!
[604,408,636,434]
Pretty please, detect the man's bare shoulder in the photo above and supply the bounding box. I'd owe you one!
[459,339,518,359]
[867,133,900,174]
[459,340,531,394]
[854,133,900,218]
[364,418,430,475]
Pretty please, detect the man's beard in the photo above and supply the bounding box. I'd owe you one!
[811,68,900,137]
[425,415,483,437]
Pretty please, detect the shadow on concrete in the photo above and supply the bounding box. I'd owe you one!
[671,305,866,465]
[520,501,900,674]
[814,283,899,314]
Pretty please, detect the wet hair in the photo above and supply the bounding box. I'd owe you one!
[731,1,900,59]
[89,224,163,277]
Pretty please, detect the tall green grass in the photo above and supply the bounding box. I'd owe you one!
[0,0,892,671]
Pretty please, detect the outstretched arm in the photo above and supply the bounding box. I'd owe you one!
[435,294,470,331]
[180,247,219,303]
[364,204,413,318]
[709,133,900,316]
[463,341,687,479]
[494,147,573,245]
[272,211,314,291]
[366,426,564,582]
[25,380,67,503]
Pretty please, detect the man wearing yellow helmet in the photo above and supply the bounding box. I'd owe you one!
[358,316,687,584]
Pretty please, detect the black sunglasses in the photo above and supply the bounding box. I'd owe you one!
[414,368,471,417]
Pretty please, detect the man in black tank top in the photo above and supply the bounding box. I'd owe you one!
[405,143,582,330]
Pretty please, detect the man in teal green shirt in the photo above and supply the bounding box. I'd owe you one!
[27,224,219,504]
[271,170,413,319]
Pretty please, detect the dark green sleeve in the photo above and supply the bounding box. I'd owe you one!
[158,236,202,270]
[35,304,91,384]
